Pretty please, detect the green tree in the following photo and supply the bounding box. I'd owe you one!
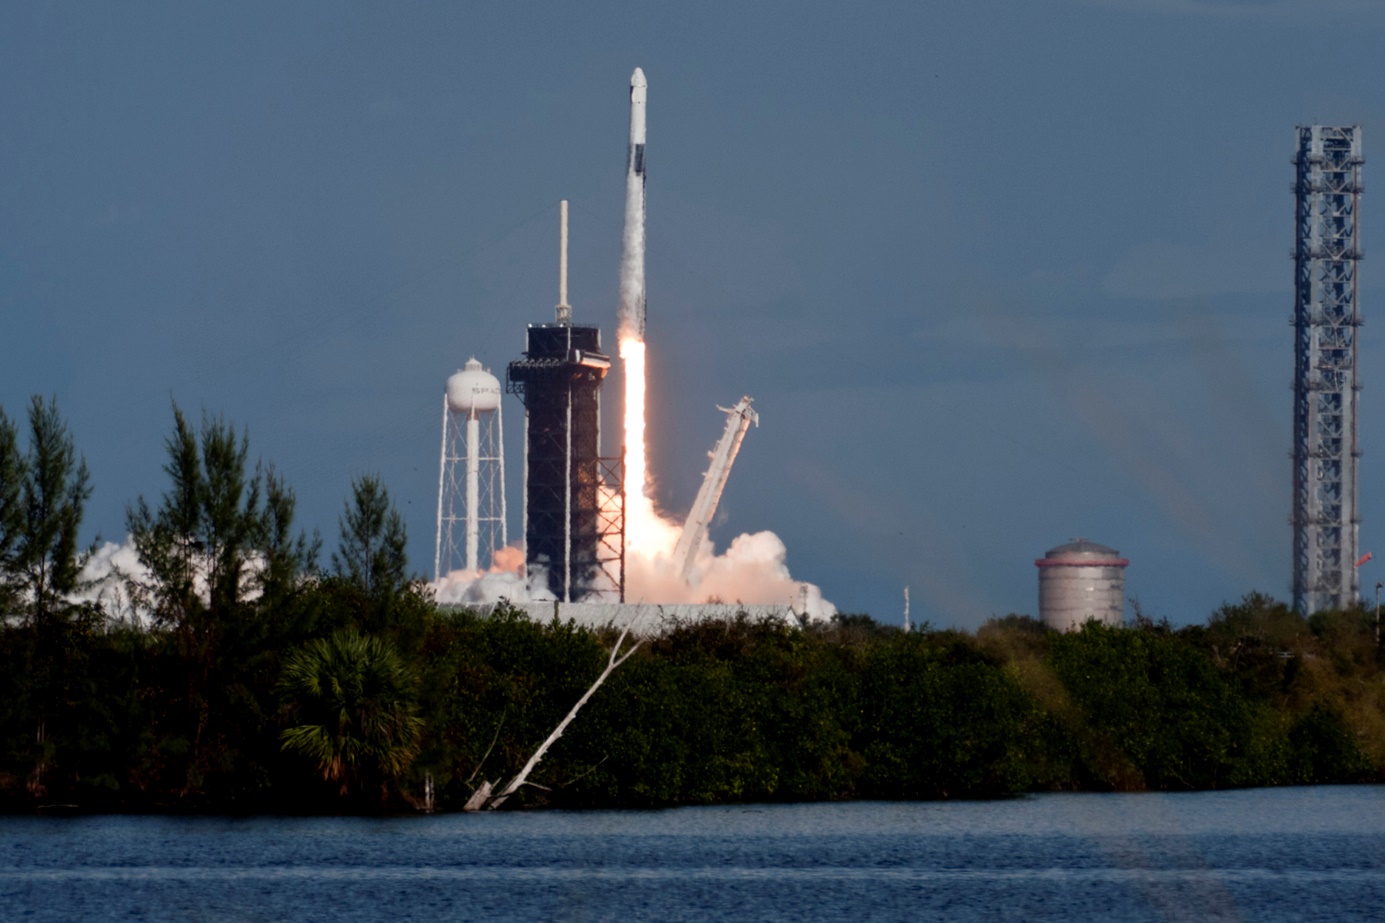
[329,474,418,640]
[127,407,271,630]
[0,397,94,799]
[2,397,93,625]
[125,405,315,798]
[332,474,409,601]
[279,629,424,799]
[0,407,23,616]
[127,407,316,643]
[1287,703,1373,783]
[256,466,320,607]
[1047,622,1255,789]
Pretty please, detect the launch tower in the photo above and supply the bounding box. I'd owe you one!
[507,202,624,601]
[1292,125,1364,615]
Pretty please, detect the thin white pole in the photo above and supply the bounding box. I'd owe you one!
[497,399,507,549]
[556,200,571,324]
[466,412,481,572]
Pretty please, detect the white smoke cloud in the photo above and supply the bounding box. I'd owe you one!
[74,535,288,626]
[429,544,549,604]
[430,525,836,623]
[84,529,835,627]
[627,528,836,622]
[76,536,150,624]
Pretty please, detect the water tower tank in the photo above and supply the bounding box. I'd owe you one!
[446,358,502,416]
[1035,539,1128,631]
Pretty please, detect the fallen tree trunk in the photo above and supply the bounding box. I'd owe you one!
[478,622,641,811]
[462,780,492,812]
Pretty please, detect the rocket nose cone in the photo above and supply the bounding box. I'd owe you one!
[631,67,647,88]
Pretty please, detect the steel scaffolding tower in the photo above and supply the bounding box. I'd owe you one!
[507,322,611,602]
[1292,125,1364,615]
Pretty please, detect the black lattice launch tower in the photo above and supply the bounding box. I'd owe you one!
[506,201,624,603]
[1292,125,1364,615]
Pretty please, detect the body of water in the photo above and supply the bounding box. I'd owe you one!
[2,786,1382,921]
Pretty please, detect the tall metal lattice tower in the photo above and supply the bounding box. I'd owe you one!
[505,201,625,602]
[1292,125,1364,615]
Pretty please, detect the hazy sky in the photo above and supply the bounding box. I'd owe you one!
[5,0,1385,628]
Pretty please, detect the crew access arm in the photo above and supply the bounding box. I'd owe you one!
[672,397,759,583]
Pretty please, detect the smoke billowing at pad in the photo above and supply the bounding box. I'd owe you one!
[431,529,836,621]
[432,545,530,605]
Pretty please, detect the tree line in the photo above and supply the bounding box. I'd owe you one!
[1,397,1382,812]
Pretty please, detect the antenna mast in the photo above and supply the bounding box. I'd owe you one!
[556,200,571,325]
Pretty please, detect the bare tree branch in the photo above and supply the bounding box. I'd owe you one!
[482,622,640,810]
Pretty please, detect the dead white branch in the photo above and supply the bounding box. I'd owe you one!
[462,780,492,812]
[483,622,641,810]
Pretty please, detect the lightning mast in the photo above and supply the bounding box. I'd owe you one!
[1292,125,1364,615]
[507,201,622,601]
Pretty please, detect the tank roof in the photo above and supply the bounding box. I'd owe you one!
[1036,538,1128,569]
[1044,538,1120,557]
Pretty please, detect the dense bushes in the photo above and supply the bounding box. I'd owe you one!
[2,398,1383,812]
[8,595,1383,812]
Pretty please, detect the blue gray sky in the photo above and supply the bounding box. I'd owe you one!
[4,0,1385,628]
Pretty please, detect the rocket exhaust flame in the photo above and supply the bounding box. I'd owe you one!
[620,337,680,559]
[619,339,649,540]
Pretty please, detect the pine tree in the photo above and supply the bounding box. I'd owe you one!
[126,405,315,797]
[6,397,92,626]
[0,397,93,799]
[332,474,410,604]
[0,407,23,617]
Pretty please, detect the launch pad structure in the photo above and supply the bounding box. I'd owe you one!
[1292,125,1364,615]
[507,202,625,603]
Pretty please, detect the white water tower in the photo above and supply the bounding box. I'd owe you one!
[434,358,507,579]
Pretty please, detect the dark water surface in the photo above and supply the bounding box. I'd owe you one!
[2,786,1382,921]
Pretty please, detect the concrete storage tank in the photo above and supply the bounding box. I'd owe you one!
[1035,539,1128,631]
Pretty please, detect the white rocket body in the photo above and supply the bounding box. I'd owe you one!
[618,68,647,340]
